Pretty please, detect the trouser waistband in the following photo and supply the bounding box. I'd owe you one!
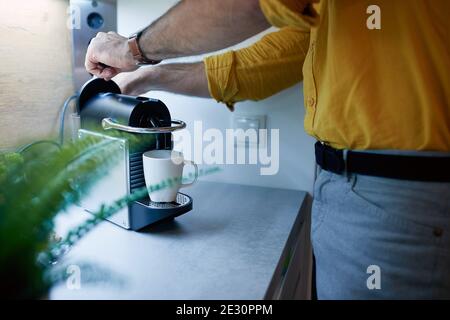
[315,141,450,182]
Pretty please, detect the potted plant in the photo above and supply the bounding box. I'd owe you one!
[0,134,144,299]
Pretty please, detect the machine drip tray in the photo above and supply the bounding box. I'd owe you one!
[137,193,192,209]
[129,193,193,230]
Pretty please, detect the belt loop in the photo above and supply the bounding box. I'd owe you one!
[315,140,324,168]
[343,149,350,181]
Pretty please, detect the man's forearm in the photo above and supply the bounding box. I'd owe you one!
[152,63,210,97]
[115,63,210,98]
[139,0,270,60]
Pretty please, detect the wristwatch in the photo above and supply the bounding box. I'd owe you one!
[128,30,161,65]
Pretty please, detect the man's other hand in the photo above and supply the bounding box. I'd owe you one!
[85,31,138,81]
[113,68,153,96]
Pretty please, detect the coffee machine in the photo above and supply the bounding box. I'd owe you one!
[77,78,192,230]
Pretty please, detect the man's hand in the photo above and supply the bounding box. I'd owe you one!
[85,32,138,80]
[114,68,154,96]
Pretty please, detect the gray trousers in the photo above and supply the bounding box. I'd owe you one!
[312,169,450,299]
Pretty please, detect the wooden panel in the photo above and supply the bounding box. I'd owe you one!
[0,0,74,149]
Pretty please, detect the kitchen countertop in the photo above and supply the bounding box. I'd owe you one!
[50,181,307,300]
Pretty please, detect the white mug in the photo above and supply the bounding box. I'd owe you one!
[142,150,198,203]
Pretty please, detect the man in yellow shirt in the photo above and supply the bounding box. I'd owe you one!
[86,0,450,299]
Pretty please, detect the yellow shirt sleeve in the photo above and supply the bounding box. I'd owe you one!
[204,27,310,110]
[259,0,320,28]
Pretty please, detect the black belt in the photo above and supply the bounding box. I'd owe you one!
[315,142,450,182]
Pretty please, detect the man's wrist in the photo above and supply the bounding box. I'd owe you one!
[145,65,164,91]
[135,66,163,91]
[128,30,162,65]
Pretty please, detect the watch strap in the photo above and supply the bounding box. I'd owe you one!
[128,31,161,65]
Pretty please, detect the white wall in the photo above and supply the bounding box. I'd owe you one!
[117,0,316,192]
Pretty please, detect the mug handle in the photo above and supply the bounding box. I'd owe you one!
[181,160,199,188]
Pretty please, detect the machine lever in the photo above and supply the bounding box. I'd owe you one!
[102,118,186,134]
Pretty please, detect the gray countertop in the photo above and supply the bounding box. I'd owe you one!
[50,181,307,300]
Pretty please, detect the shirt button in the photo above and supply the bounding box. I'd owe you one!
[308,97,316,108]
[433,228,443,238]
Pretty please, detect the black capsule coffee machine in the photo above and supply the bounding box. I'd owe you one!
[77,78,192,230]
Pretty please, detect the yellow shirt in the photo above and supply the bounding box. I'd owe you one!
[204,0,450,151]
